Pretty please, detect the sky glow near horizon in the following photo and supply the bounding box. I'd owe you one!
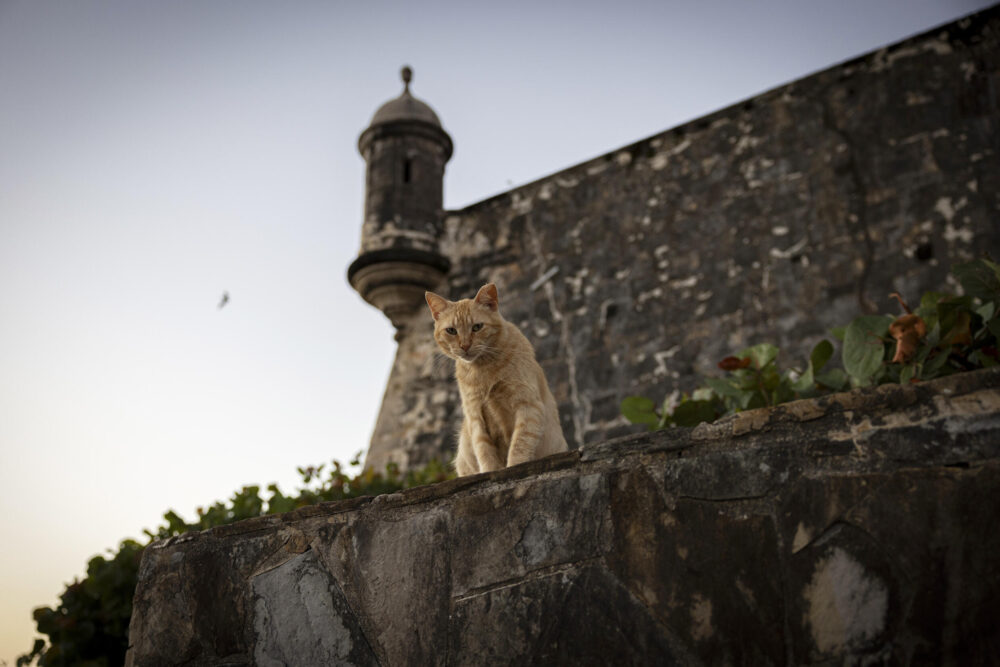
[0,0,992,661]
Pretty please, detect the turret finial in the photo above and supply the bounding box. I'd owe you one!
[401,65,412,93]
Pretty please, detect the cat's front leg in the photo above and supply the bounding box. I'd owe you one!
[454,421,478,476]
[468,415,504,472]
[507,404,544,467]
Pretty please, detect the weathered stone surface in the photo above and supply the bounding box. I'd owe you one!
[449,563,686,666]
[252,550,377,666]
[126,528,283,666]
[449,472,609,596]
[780,465,1000,664]
[362,5,1000,472]
[318,508,452,666]
[127,368,1000,665]
[608,466,786,665]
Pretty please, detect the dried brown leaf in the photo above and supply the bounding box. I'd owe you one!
[889,313,927,364]
[718,356,752,371]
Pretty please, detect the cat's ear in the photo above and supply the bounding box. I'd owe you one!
[475,283,499,312]
[425,292,449,320]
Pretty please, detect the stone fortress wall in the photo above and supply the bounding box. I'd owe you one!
[126,369,1000,665]
[356,6,1000,472]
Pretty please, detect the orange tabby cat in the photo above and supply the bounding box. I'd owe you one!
[425,283,569,476]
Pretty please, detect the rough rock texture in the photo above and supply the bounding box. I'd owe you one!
[363,6,1000,472]
[127,368,1000,666]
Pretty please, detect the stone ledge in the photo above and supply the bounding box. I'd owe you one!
[127,368,1000,665]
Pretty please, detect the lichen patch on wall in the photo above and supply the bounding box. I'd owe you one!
[803,547,888,655]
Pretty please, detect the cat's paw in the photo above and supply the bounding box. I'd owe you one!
[506,453,533,467]
[476,455,505,472]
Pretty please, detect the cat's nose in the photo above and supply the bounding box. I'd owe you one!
[461,342,471,352]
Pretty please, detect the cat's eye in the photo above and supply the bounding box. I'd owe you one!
[445,327,457,335]
[471,323,483,332]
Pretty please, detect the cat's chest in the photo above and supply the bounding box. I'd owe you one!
[460,374,518,440]
[457,367,516,406]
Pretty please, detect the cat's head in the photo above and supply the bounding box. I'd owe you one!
[425,283,503,364]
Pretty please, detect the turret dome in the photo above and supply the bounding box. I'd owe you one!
[367,66,443,128]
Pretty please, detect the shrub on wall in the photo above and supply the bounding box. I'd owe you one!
[622,258,1000,430]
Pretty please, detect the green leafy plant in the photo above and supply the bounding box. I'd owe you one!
[622,258,1000,431]
[19,456,454,667]
[621,340,840,429]
[839,258,1000,386]
[18,541,143,667]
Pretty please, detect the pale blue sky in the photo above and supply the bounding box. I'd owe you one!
[0,0,991,661]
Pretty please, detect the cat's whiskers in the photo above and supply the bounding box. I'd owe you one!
[474,343,503,363]
[428,349,457,376]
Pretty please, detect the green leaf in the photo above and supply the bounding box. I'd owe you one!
[691,387,714,401]
[900,364,915,385]
[923,321,941,349]
[953,258,1000,303]
[672,400,719,427]
[661,394,675,417]
[743,391,768,410]
[915,337,936,364]
[620,396,660,429]
[941,310,972,347]
[656,412,672,429]
[732,370,760,391]
[810,340,834,373]
[830,326,847,342]
[971,349,999,368]
[703,376,746,399]
[919,290,949,313]
[760,365,782,392]
[621,395,654,415]
[937,295,973,340]
[740,343,779,369]
[923,349,952,377]
[773,376,797,404]
[988,316,1000,342]
[976,301,996,322]
[842,315,892,383]
[790,364,815,393]
[656,394,675,429]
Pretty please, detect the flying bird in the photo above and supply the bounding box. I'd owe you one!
[218,291,229,309]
